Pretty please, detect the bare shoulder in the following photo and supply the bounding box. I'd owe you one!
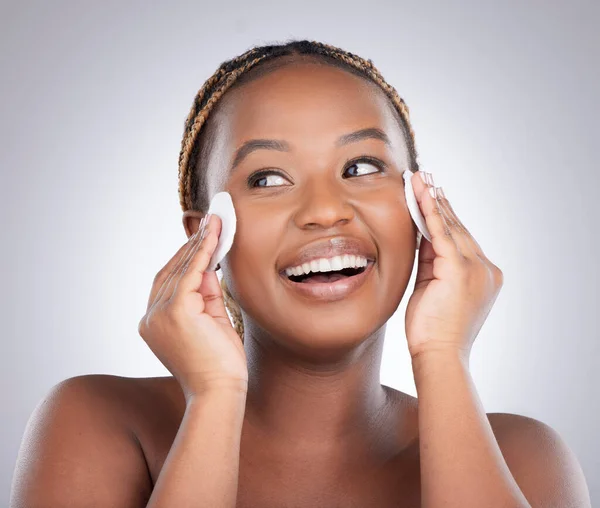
[486,411,575,460]
[486,412,592,507]
[10,374,181,508]
[486,411,569,444]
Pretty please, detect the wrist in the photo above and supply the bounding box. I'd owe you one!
[185,377,249,403]
[410,345,469,369]
[410,347,470,394]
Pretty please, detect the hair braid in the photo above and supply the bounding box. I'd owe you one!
[220,277,245,342]
[177,39,422,343]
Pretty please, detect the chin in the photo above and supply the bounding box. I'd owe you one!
[270,316,385,353]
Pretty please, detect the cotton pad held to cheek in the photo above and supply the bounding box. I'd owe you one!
[205,192,237,272]
[403,170,432,245]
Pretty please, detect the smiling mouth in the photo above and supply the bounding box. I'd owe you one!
[285,265,369,284]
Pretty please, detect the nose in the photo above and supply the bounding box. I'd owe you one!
[293,180,355,230]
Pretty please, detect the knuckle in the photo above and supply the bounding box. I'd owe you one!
[139,312,159,338]
[432,204,444,218]
[182,264,194,277]
[144,310,159,329]
[137,316,147,336]
[445,215,459,229]
[492,265,504,285]
[145,305,167,328]
[478,263,499,288]
[153,269,167,285]
[456,223,468,235]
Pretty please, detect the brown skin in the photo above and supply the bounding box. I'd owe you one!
[11,60,540,508]
[182,61,419,460]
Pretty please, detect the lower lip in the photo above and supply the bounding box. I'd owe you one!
[279,261,375,302]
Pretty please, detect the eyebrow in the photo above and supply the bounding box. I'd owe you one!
[229,127,391,172]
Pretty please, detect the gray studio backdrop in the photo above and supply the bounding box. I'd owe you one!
[1,0,598,504]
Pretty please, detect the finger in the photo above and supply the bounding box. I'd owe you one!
[160,214,212,303]
[434,190,476,259]
[152,219,205,306]
[187,216,232,324]
[154,214,211,306]
[147,227,201,311]
[440,195,485,257]
[412,171,459,260]
[195,270,232,326]
[171,214,222,298]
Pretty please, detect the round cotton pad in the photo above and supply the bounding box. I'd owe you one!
[403,170,432,244]
[206,191,237,272]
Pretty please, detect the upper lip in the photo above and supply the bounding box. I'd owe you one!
[279,236,377,273]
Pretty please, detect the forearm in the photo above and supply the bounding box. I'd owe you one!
[412,350,531,508]
[146,385,248,508]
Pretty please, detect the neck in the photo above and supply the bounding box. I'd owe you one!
[241,323,399,462]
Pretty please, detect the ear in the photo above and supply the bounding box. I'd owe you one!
[181,210,207,239]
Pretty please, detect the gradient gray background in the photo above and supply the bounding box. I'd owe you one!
[2,0,598,504]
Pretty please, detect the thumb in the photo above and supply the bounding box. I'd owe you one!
[198,270,231,326]
[414,236,435,287]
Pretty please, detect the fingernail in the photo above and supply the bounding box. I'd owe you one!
[429,187,437,199]
[437,186,445,199]
[425,172,435,187]
[198,214,209,237]
[199,214,211,232]
[198,216,210,243]
[418,171,427,184]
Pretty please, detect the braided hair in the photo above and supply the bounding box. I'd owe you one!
[177,39,422,343]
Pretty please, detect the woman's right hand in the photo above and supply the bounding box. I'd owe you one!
[138,214,248,401]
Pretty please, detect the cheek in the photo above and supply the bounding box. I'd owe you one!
[366,192,416,297]
[365,189,414,248]
[223,206,283,293]
[229,224,278,268]
[370,207,416,314]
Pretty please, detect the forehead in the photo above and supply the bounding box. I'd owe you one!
[223,61,405,145]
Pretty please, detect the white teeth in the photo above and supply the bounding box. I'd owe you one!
[318,259,331,272]
[284,255,369,277]
[330,257,343,271]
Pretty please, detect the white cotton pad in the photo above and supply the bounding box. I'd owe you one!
[206,191,237,272]
[403,170,432,246]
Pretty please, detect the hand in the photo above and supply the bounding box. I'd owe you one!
[138,214,248,402]
[404,171,504,361]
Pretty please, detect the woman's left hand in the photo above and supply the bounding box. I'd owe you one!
[404,171,504,361]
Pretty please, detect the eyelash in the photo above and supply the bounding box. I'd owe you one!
[247,155,388,188]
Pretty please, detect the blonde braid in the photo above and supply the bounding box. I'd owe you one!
[220,277,245,342]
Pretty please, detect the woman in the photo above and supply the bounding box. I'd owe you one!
[10,39,591,508]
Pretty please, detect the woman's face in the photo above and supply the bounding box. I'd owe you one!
[205,61,417,351]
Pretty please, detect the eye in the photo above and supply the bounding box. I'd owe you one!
[342,156,387,178]
[247,155,387,188]
[248,171,290,188]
